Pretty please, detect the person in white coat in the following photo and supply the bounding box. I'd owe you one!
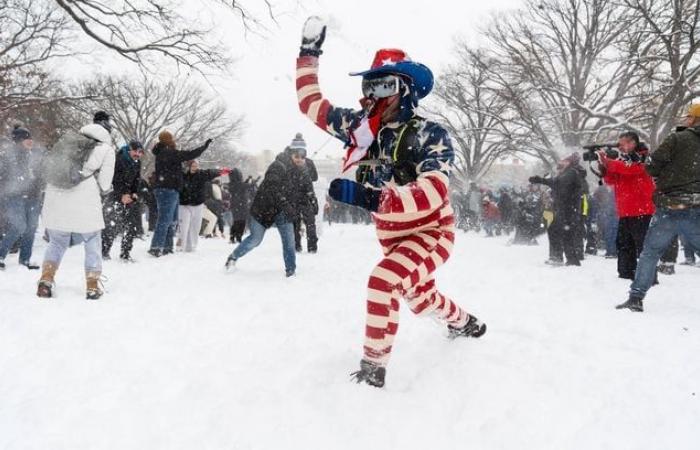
[37,121,116,299]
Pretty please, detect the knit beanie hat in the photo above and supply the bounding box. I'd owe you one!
[159,130,175,147]
[287,133,307,157]
[11,125,31,143]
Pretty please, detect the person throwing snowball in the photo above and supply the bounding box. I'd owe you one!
[296,17,486,388]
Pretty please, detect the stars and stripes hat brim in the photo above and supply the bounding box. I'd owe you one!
[349,48,434,99]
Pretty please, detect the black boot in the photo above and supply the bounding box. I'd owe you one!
[350,360,386,388]
[448,314,487,339]
[615,296,644,312]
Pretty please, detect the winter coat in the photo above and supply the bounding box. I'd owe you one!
[228,168,249,221]
[42,124,115,233]
[0,141,45,202]
[482,201,501,221]
[602,156,655,218]
[531,165,585,225]
[204,182,225,214]
[111,146,142,201]
[290,158,319,215]
[152,141,208,191]
[179,169,220,206]
[249,152,297,228]
[647,126,700,207]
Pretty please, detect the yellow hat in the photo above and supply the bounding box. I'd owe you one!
[688,103,700,118]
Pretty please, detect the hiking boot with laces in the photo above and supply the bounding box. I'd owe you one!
[86,272,104,300]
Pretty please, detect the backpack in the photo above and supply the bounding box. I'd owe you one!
[44,130,99,189]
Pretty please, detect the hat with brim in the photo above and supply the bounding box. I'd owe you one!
[349,48,434,99]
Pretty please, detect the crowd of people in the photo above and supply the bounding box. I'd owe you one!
[0,113,320,297]
[1,16,699,388]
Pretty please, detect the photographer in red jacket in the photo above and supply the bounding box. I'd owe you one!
[599,131,656,279]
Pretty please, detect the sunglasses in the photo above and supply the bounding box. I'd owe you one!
[362,75,401,99]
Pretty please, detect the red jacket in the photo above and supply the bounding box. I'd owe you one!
[603,159,655,218]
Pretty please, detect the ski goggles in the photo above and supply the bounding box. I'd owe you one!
[362,74,401,99]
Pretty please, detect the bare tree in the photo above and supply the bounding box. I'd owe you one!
[430,49,527,183]
[52,0,277,73]
[0,0,76,118]
[72,74,245,169]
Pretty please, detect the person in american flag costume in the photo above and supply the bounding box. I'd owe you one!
[296,17,487,388]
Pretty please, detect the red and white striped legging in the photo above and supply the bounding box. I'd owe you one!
[364,228,469,366]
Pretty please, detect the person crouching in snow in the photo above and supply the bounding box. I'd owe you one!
[225,140,306,277]
[296,17,487,388]
[38,114,116,299]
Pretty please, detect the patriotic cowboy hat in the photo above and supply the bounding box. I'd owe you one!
[349,48,434,99]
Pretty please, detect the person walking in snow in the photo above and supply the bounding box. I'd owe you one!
[224,143,304,277]
[37,112,116,299]
[178,160,230,252]
[616,103,700,312]
[148,131,212,257]
[102,140,144,262]
[295,17,486,388]
[0,126,45,271]
[228,168,249,243]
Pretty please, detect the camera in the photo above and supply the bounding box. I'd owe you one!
[582,143,620,162]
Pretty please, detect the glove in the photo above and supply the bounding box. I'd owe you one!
[219,167,232,176]
[328,178,381,212]
[204,138,213,148]
[300,16,326,57]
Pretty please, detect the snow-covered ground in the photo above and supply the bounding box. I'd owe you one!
[1,225,699,450]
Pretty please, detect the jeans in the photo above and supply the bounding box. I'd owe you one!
[630,208,700,299]
[44,230,102,272]
[150,188,179,252]
[0,196,41,262]
[681,234,700,263]
[230,214,296,273]
[600,213,618,256]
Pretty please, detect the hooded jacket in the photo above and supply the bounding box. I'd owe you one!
[179,169,221,206]
[42,124,115,233]
[531,164,585,225]
[647,126,700,207]
[249,152,297,228]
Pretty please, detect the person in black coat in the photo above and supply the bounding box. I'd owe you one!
[178,160,229,252]
[0,126,45,270]
[225,148,304,277]
[228,168,248,243]
[529,153,586,266]
[286,134,319,253]
[148,131,211,257]
[102,140,144,261]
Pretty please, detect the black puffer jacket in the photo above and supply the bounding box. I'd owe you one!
[249,152,297,228]
[180,169,220,206]
[530,165,585,225]
[152,142,208,190]
[648,126,700,207]
[228,168,249,220]
[111,147,141,200]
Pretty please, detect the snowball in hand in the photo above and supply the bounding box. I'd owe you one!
[302,16,325,41]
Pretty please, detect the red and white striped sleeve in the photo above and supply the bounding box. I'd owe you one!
[296,56,359,140]
[378,171,450,215]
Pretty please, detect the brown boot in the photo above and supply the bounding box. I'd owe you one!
[86,271,103,300]
[37,262,58,298]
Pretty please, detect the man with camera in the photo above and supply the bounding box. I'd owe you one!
[616,104,700,312]
[596,132,656,280]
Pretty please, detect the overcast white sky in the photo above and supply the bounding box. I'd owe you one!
[68,0,520,157]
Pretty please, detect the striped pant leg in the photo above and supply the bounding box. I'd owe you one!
[363,230,464,366]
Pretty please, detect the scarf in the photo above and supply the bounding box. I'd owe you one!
[341,79,419,172]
